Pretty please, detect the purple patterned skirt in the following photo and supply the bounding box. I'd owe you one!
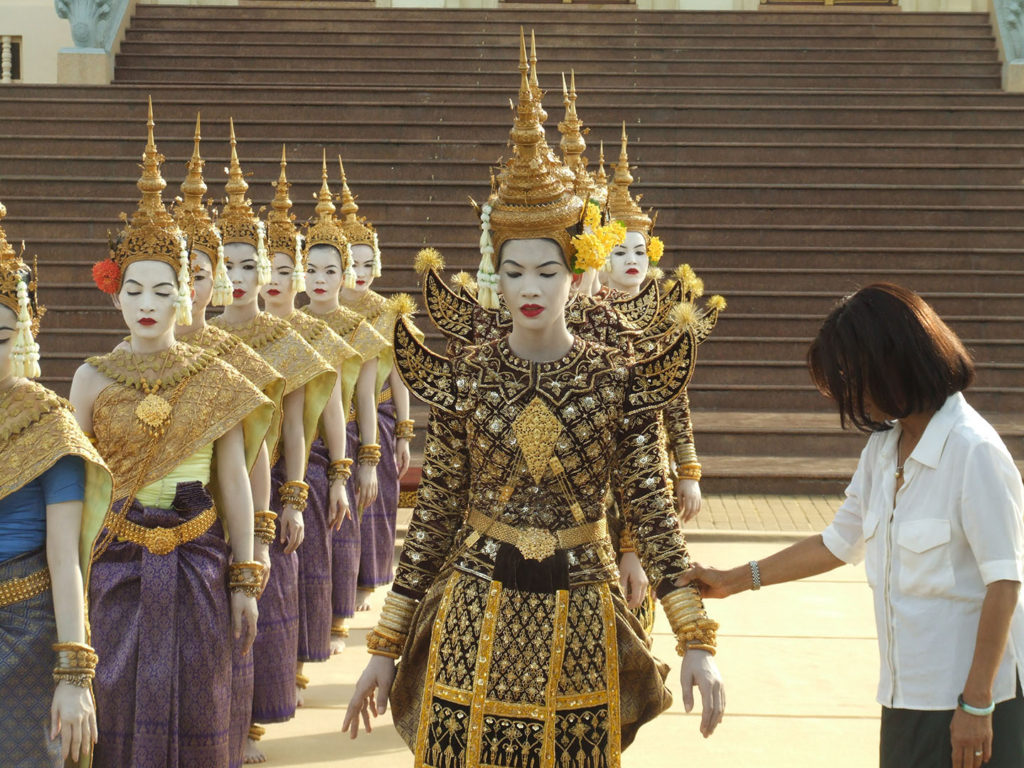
[296,439,332,663]
[358,396,399,589]
[227,632,252,767]
[89,482,232,768]
[331,420,362,622]
[251,458,299,724]
[0,548,62,767]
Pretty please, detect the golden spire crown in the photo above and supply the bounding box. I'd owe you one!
[0,203,43,377]
[216,118,263,249]
[606,122,653,236]
[336,155,379,265]
[0,202,31,318]
[474,29,585,309]
[303,149,351,261]
[591,140,609,207]
[558,70,595,201]
[267,144,300,260]
[174,113,221,262]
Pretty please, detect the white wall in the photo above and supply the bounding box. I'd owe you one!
[0,0,74,83]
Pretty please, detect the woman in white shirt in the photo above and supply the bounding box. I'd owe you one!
[682,283,1024,768]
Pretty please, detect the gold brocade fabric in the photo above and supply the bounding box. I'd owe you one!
[285,310,360,374]
[0,379,113,577]
[88,343,273,501]
[178,323,287,460]
[210,312,336,462]
[340,289,424,394]
[301,305,388,363]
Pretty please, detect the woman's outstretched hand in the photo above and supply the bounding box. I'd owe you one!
[678,564,739,600]
[343,655,396,739]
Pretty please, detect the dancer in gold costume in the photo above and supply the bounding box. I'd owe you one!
[0,203,111,767]
[344,32,724,766]
[72,101,273,768]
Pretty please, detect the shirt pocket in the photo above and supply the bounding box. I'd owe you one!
[896,518,955,598]
[862,511,882,589]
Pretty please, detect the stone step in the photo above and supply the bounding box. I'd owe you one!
[713,313,1024,341]
[699,336,1024,364]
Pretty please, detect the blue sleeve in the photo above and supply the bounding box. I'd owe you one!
[39,455,86,505]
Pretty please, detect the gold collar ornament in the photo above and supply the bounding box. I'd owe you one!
[473,28,585,310]
[216,118,271,286]
[91,97,193,326]
[0,204,43,378]
[336,155,381,280]
[303,150,354,289]
[266,145,305,293]
[174,113,232,307]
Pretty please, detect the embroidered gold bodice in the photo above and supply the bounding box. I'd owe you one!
[179,323,287,458]
[0,379,112,569]
[88,343,273,501]
[391,318,698,601]
[341,289,402,392]
[285,310,360,372]
[302,305,389,363]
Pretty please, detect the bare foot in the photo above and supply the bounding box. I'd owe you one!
[243,738,266,764]
[295,685,305,708]
[330,635,346,655]
[355,588,374,612]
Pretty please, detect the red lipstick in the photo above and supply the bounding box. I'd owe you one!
[138,318,157,326]
[313,288,327,295]
[520,304,544,318]
[625,268,640,275]
[233,289,245,299]
[266,289,280,297]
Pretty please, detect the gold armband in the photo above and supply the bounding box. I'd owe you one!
[228,561,265,598]
[366,591,416,658]
[52,641,98,688]
[253,510,277,545]
[248,724,266,742]
[328,458,354,484]
[662,586,719,657]
[279,480,309,510]
[677,463,702,482]
[358,443,382,466]
[395,419,415,441]
[295,673,310,690]
[366,627,406,659]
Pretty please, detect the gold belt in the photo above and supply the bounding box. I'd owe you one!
[0,567,51,608]
[466,510,608,562]
[107,506,218,556]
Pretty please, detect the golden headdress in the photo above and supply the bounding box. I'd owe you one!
[592,141,609,208]
[558,70,594,201]
[336,155,381,279]
[605,123,663,267]
[303,150,354,289]
[474,29,584,309]
[174,113,232,306]
[266,145,305,292]
[0,204,42,378]
[92,97,192,325]
[216,118,270,286]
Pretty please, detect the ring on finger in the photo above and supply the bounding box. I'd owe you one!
[974,750,984,757]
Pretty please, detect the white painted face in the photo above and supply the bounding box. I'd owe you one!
[608,230,649,293]
[260,251,298,310]
[497,238,572,334]
[0,303,16,383]
[116,260,179,341]
[189,250,214,315]
[305,244,343,303]
[349,243,375,294]
[223,242,260,309]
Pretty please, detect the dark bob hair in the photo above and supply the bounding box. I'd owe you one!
[807,283,975,433]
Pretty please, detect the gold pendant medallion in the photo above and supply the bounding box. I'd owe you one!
[135,392,172,434]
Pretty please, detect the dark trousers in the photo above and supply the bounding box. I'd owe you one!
[880,674,1024,768]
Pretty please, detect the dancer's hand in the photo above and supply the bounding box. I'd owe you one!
[254,539,272,595]
[681,650,725,738]
[396,438,411,480]
[280,504,305,554]
[343,655,396,739]
[329,478,351,530]
[356,464,378,517]
[232,592,259,655]
[618,552,649,610]
[676,479,702,523]
[50,681,97,762]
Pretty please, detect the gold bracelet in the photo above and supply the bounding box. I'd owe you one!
[328,458,354,484]
[358,443,382,466]
[279,480,309,510]
[367,627,406,659]
[248,724,266,742]
[296,673,310,690]
[253,510,277,545]
[662,587,719,657]
[52,641,98,687]
[377,591,417,635]
[677,462,702,482]
[395,419,415,441]
[228,561,265,598]
[619,525,636,554]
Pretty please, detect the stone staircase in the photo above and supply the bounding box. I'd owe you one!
[1,4,1022,492]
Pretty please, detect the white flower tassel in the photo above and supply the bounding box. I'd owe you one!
[255,220,271,286]
[175,240,193,326]
[343,242,357,290]
[371,231,382,278]
[475,203,500,310]
[291,235,307,293]
[11,280,40,379]
[210,238,233,306]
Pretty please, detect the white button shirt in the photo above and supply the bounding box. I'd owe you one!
[822,393,1024,710]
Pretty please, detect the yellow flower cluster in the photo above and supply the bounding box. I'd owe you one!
[648,236,665,264]
[571,219,627,274]
[583,200,602,233]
